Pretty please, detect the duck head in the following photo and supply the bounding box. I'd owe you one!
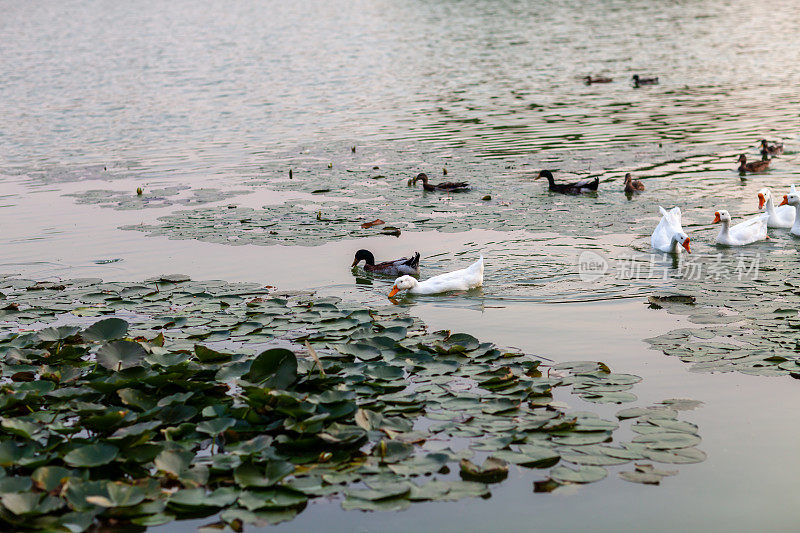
[388,275,418,298]
[757,188,771,209]
[673,232,691,253]
[352,249,375,267]
[412,173,429,186]
[535,170,555,183]
[632,75,640,83]
[760,139,768,147]
[779,194,800,207]
[738,154,747,164]
[712,210,731,224]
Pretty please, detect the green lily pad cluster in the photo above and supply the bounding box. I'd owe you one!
[66,187,248,211]
[119,148,761,248]
[646,251,800,377]
[0,275,705,530]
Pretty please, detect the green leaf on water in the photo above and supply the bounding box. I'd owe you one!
[244,348,298,389]
[63,443,118,468]
[95,340,147,371]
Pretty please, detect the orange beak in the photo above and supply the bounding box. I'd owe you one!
[388,286,400,298]
[682,237,691,253]
[712,212,721,224]
[779,195,789,206]
[351,259,358,267]
[758,193,765,210]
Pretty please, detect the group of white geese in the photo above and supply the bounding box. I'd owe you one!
[350,140,793,298]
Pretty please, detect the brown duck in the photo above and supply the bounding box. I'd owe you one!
[760,139,784,158]
[535,170,599,194]
[623,173,645,194]
[411,173,470,192]
[632,74,659,87]
[584,75,613,84]
[352,250,420,277]
[738,154,770,174]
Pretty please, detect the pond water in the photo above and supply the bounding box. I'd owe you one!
[2,0,800,531]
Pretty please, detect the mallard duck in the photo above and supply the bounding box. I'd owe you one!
[388,256,483,297]
[713,210,769,246]
[778,192,800,236]
[411,173,470,192]
[624,173,645,194]
[757,188,794,228]
[651,206,690,254]
[632,74,659,87]
[584,76,613,84]
[352,250,420,277]
[760,139,784,158]
[535,170,599,194]
[738,154,770,174]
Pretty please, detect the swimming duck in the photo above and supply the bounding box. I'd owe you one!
[411,173,470,192]
[584,76,613,84]
[651,206,691,254]
[535,170,599,194]
[757,187,794,228]
[760,139,784,158]
[624,173,645,194]
[632,74,659,87]
[388,256,483,297]
[738,154,770,174]
[352,250,420,277]
[778,192,800,236]
[713,210,769,246]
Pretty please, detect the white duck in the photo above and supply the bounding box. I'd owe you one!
[713,210,769,246]
[778,191,800,237]
[388,256,483,297]
[757,187,795,228]
[651,206,691,254]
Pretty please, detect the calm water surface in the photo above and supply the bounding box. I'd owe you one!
[2,0,800,531]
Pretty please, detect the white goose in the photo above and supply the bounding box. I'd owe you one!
[713,210,769,246]
[778,191,800,237]
[651,206,691,254]
[388,256,483,297]
[758,188,795,228]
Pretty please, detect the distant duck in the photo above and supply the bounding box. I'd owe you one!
[713,210,769,246]
[584,75,613,84]
[778,192,800,237]
[757,187,794,228]
[411,173,470,192]
[535,170,599,194]
[632,74,659,87]
[760,139,784,158]
[352,250,420,277]
[738,154,770,174]
[652,206,691,254]
[624,173,645,194]
[388,256,483,297]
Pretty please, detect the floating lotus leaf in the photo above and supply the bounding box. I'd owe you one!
[0,275,709,530]
[234,461,295,488]
[244,348,298,389]
[81,318,129,342]
[632,432,701,450]
[95,340,147,371]
[459,457,509,483]
[63,443,118,468]
[549,465,608,484]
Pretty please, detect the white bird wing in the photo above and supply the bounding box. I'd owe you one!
[652,206,683,252]
[572,177,596,188]
[416,256,484,293]
[731,213,769,242]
